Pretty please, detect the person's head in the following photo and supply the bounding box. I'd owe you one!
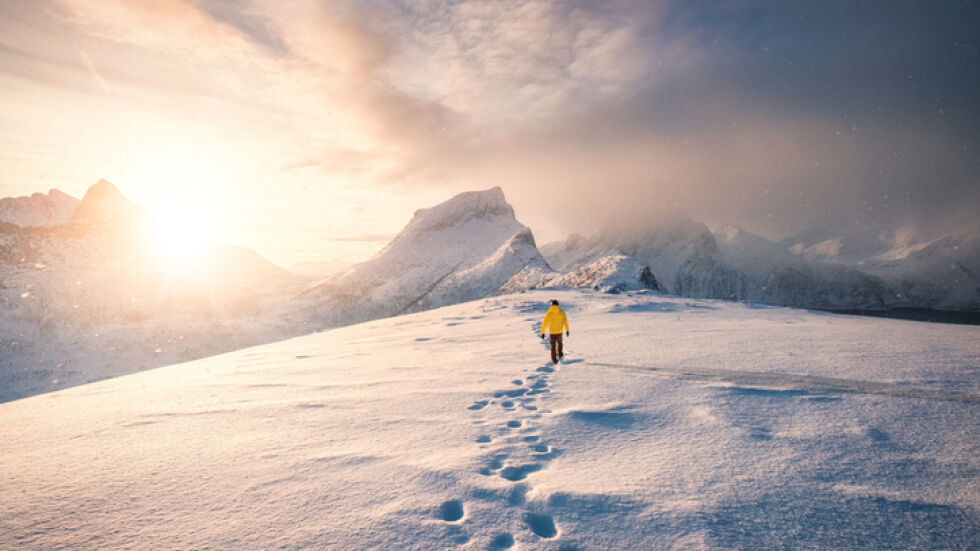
[551,300,559,306]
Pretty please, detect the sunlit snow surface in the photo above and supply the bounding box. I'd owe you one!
[2,289,978,549]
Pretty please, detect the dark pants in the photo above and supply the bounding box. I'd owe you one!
[549,334,564,363]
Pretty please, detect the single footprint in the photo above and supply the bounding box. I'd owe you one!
[501,401,515,409]
[530,443,550,454]
[523,435,540,443]
[476,435,492,443]
[468,400,489,411]
[511,379,523,386]
[489,533,515,550]
[488,454,507,470]
[500,463,542,481]
[524,513,558,539]
[506,420,522,428]
[438,500,464,522]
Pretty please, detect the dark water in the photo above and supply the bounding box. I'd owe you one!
[813,307,980,326]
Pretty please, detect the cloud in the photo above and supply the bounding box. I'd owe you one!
[2,0,977,259]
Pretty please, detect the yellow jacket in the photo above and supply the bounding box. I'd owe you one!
[541,305,569,335]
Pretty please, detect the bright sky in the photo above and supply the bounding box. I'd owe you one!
[1,1,978,266]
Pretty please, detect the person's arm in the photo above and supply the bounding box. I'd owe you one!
[563,312,570,336]
[541,312,549,338]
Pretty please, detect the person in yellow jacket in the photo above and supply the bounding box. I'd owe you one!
[540,299,570,364]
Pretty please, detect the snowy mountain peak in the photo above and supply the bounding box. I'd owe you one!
[70,179,142,226]
[405,187,515,235]
[81,179,125,203]
[713,223,771,244]
[305,187,544,323]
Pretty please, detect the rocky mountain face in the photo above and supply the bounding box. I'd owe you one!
[0,189,79,228]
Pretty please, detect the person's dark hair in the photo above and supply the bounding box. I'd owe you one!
[551,300,559,306]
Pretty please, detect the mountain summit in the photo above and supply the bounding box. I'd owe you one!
[70,179,143,229]
[303,187,548,324]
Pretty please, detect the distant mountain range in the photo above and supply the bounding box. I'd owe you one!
[541,214,979,311]
[1,181,976,402]
[0,189,78,227]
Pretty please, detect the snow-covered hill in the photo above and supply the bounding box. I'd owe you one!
[0,188,79,227]
[2,289,977,549]
[301,187,551,325]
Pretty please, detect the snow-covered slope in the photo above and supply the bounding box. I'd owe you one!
[0,188,79,227]
[2,289,977,549]
[302,187,550,324]
[503,254,659,295]
[0,181,307,403]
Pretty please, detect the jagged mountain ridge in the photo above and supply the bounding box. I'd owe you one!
[542,216,899,309]
[544,215,979,310]
[0,188,79,228]
[781,225,929,265]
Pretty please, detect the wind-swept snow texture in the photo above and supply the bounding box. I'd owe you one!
[2,289,978,549]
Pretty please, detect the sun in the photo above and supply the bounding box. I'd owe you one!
[148,203,220,270]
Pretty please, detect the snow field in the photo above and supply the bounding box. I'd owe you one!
[1,289,978,549]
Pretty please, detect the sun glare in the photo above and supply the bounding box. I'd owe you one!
[149,204,220,270]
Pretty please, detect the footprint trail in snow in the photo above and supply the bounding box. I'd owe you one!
[472,323,569,547]
[443,322,567,548]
